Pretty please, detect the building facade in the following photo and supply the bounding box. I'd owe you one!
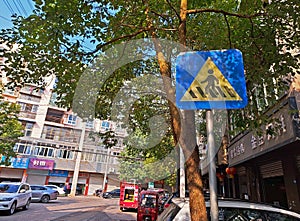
[0,74,126,195]
[227,90,300,212]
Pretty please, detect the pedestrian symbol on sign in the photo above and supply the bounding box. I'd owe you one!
[201,69,219,97]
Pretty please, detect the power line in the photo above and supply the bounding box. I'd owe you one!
[3,0,15,15]
[16,0,28,16]
[27,0,34,11]
[0,15,11,22]
[12,0,22,15]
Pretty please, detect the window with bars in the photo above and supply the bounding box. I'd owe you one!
[101,121,110,130]
[66,115,77,125]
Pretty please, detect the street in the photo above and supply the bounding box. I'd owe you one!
[0,196,137,221]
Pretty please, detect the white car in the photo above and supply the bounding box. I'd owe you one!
[44,185,65,195]
[158,197,300,221]
[0,182,32,215]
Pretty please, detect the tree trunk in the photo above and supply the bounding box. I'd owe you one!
[150,0,208,220]
[151,1,208,220]
[177,0,208,220]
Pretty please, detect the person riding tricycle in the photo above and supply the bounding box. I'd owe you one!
[137,189,166,221]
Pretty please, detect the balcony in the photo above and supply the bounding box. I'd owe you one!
[20,85,43,96]
[45,108,64,124]
[18,111,37,120]
[18,94,41,103]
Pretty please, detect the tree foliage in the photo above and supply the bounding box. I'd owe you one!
[0,0,299,220]
[0,88,24,165]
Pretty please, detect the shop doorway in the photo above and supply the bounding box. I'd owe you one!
[0,178,21,182]
[263,176,288,209]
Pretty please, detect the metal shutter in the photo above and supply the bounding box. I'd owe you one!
[259,161,283,179]
[296,155,300,171]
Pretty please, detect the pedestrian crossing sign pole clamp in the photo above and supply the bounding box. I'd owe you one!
[176,49,248,110]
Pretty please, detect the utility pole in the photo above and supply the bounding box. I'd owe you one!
[101,130,117,193]
[102,147,111,192]
[69,120,86,197]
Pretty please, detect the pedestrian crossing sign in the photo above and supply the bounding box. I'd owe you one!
[176,49,248,109]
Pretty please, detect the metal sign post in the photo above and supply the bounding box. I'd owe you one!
[207,110,218,221]
[179,146,185,199]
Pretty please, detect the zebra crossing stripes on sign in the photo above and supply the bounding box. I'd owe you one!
[176,49,248,109]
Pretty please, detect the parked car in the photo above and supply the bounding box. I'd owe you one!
[158,197,300,221]
[44,184,65,195]
[102,189,121,199]
[0,182,32,215]
[30,185,58,203]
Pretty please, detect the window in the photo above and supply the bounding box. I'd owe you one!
[44,126,59,140]
[47,148,54,157]
[66,115,77,125]
[20,184,29,192]
[56,148,74,160]
[86,120,94,129]
[49,92,58,106]
[81,149,95,162]
[32,146,40,155]
[101,121,110,130]
[96,150,106,163]
[18,103,39,113]
[14,143,32,155]
[31,105,38,113]
[24,122,34,136]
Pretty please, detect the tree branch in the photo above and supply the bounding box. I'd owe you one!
[86,28,149,56]
[120,23,176,32]
[223,14,232,48]
[166,0,180,20]
[187,8,266,19]
[150,10,177,30]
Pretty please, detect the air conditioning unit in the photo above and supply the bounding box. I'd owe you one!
[109,168,116,173]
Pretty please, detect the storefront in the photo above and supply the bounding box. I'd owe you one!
[46,169,69,187]
[25,158,55,184]
[89,173,104,195]
[0,156,29,182]
[68,171,90,195]
[228,94,300,212]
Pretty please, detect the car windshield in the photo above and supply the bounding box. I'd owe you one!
[0,184,19,193]
[141,194,157,208]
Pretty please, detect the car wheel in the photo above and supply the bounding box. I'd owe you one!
[120,207,126,212]
[41,195,50,203]
[7,202,16,215]
[22,199,31,210]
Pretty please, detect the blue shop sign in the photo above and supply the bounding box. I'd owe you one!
[11,157,30,169]
[48,169,69,177]
[1,156,29,169]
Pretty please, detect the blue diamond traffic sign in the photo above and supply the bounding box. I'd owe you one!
[176,49,248,109]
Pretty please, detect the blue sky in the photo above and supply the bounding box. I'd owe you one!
[0,0,34,29]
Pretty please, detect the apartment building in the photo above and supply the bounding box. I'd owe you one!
[0,72,127,195]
